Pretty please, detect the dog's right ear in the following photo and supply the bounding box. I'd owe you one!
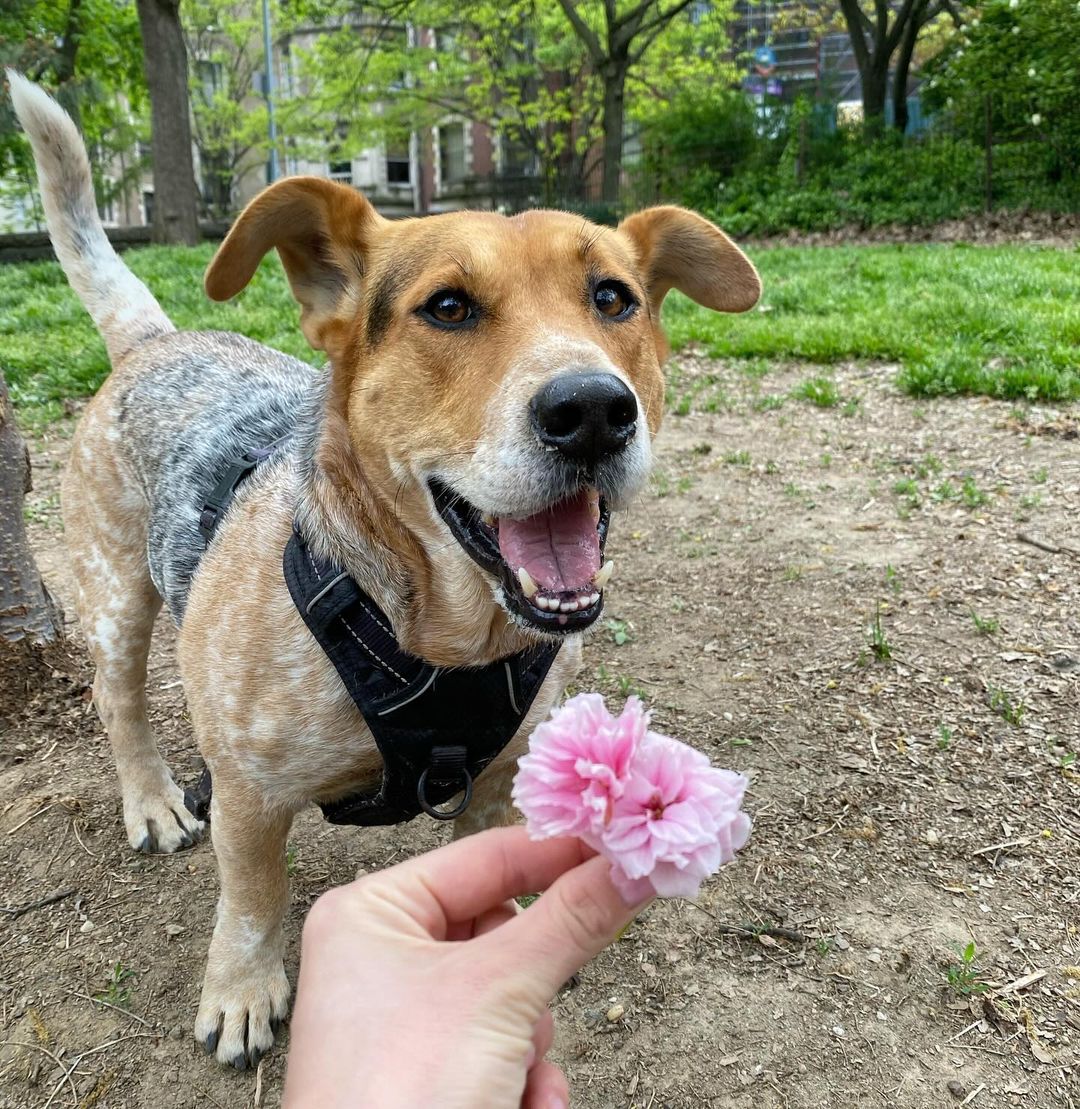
[205,176,385,353]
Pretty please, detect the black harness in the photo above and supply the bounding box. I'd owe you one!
[197,448,561,827]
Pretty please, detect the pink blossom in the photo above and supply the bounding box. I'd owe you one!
[513,693,751,900]
[511,694,647,843]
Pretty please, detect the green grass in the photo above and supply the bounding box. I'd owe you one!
[2,240,1078,425]
[0,243,321,424]
[664,243,1080,403]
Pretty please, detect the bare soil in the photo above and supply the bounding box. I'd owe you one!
[2,356,1078,1109]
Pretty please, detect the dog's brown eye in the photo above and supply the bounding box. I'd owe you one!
[594,282,633,319]
[422,290,473,327]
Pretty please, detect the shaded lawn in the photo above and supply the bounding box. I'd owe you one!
[1,240,1077,427]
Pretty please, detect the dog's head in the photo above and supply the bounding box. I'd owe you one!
[206,180,759,641]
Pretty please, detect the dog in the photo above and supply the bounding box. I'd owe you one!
[9,71,760,1068]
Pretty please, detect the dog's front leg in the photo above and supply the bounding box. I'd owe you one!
[195,775,294,1068]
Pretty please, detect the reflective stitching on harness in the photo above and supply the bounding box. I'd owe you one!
[377,667,440,715]
[356,598,395,639]
[305,571,349,614]
[339,616,409,685]
[307,547,324,581]
[504,661,521,715]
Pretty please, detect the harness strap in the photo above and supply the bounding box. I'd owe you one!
[284,527,562,827]
[198,440,287,546]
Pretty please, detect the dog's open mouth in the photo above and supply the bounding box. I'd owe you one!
[429,479,611,633]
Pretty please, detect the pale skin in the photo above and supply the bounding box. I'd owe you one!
[282,826,651,1108]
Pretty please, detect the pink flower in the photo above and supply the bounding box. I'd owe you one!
[513,693,751,900]
[602,733,752,901]
[512,694,646,844]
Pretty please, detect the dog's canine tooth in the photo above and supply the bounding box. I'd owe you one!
[587,592,601,606]
[592,560,614,589]
[517,567,539,598]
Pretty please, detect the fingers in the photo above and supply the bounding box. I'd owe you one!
[491,853,652,1000]
[522,1059,568,1109]
[362,827,593,936]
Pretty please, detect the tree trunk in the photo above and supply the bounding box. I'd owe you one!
[135,0,200,245]
[861,62,889,136]
[600,60,627,205]
[892,1,927,134]
[0,372,62,645]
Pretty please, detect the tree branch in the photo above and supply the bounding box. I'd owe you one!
[554,0,604,63]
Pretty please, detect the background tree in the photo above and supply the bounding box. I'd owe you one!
[135,0,201,243]
[0,0,147,230]
[0,371,62,646]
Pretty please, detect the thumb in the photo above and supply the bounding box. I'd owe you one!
[490,853,652,1000]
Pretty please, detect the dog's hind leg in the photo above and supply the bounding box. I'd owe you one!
[63,423,204,854]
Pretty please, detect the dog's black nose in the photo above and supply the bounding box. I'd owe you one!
[530,372,637,466]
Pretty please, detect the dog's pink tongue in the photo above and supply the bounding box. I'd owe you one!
[497,490,601,593]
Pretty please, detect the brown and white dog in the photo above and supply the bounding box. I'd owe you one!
[9,71,759,1067]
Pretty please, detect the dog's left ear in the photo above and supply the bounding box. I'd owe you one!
[617,206,760,315]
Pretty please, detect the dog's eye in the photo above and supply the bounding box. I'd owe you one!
[594,281,634,320]
[421,290,474,327]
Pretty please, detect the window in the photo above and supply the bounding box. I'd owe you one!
[386,141,410,185]
[439,123,467,187]
[196,59,225,101]
[328,159,352,184]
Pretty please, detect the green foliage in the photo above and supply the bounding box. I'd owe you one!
[0,245,321,424]
[0,0,147,229]
[946,942,988,996]
[925,0,1080,182]
[662,244,1080,404]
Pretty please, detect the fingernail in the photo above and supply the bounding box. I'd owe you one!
[547,1095,568,1109]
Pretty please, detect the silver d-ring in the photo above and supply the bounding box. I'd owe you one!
[416,767,474,821]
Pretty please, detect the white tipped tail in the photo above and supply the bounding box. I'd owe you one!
[6,70,174,364]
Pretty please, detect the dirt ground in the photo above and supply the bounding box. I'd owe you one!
[2,354,1078,1109]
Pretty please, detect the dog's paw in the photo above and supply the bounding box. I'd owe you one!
[195,954,290,1069]
[122,780,205,854]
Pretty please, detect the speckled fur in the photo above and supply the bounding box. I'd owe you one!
[10,72,759,1069]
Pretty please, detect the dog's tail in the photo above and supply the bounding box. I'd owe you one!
[6,71,175,364]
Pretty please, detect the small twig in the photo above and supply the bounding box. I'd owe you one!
[254,1058,265,1107]
[0,1040,78,1106]
[71,820,99,859]
[960,1083,987,1106]
[1017,532,1080,561]
[41,1031,159,1109]
[995,968,1047,996]
[0,887,76,919]
[682,903,805,943]
[973,837,1033,857]
[65,989,151,1027]
[6,802,56,835]
[946,1019,981,1044]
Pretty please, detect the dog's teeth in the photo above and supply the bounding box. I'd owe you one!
[592,560,614,589]
[587,592,600,606]
[559,598,579,613]
[481,512,496,526]
[535,595,552,611]
[517,567,539,599]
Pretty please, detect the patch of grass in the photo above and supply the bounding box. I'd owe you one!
[867,603,892,661]
[663,244,1080,403]
[752,393,785,412]
[724,449,752,466]
[794,375,841,408]
[936,724,954,750]
[989,686,1024,726]
[946,942,988,996]
[95,963,136,1011]
[605,618,633,646]
[970,609,999,636]
[961,476,990,508]
[1,244,323,426]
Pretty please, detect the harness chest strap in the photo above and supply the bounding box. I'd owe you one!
[282,526,562,826]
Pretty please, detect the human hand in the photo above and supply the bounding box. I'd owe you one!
[281,825,651,1108]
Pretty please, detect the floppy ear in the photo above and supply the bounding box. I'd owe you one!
[205,176,384,351]
[617,206,761,316]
